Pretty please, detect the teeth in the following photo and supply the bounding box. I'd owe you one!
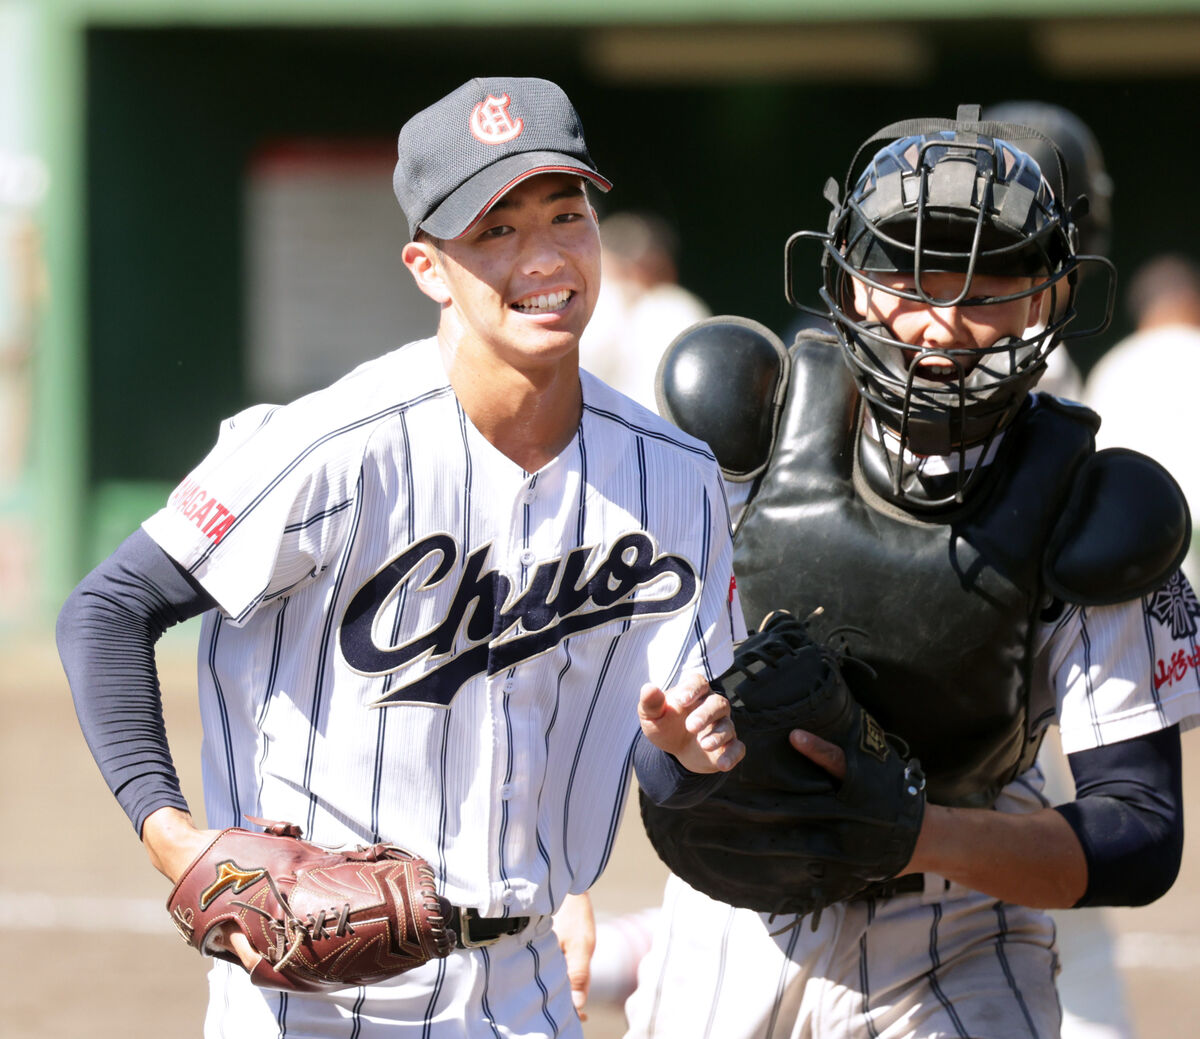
[514,290,571,312]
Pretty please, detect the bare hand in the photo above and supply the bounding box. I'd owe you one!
[553,893,596,1021]
[789,728,847,780]
[141,806,262,972]
[141,806,221,883]
[639,673,744,773]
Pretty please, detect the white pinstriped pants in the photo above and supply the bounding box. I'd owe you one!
[201,915,581,1038]
[624,873,1061,1039]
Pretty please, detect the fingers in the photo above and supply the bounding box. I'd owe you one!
[637,682,667,723]
[683,685,731,734]
[553,893,595,1022]
[688,694,743,770]
[707,724,745,771]
[639,673,707,720]
[790,728,847,780]
[565,956,591,1020]
[209,925,264,972]
[641,674,745,772]
[666,672,710,712]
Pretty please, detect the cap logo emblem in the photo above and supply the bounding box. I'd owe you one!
[470,94,524,145]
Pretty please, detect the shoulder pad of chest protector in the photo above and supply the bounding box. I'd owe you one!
[1045,445,1192,605]
[655,316,789,481]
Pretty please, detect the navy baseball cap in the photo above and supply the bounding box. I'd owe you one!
[394,76,612,241]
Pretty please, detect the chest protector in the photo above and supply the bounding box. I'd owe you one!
[735,339,1096,808]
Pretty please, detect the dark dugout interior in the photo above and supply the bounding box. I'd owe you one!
[86,24,1195,484]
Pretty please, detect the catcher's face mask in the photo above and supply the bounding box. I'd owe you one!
[791,105,1115,508]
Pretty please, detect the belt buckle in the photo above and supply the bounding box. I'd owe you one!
[458,908,508,950]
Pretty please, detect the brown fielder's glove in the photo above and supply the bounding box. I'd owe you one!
[167,820,454,992]
[640,610,926,927]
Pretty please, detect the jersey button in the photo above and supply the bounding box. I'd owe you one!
[499,784,514,800]
[519,549,536,567]
[502,889,515,906]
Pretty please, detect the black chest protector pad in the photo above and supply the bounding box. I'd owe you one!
[656,315,790,481]
[691,332,1188,807]
[1045,447,1190,605]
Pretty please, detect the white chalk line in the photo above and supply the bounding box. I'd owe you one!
[2,890,174,936]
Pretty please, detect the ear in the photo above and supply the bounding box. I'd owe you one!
[403,241,452,305]
[850,275,873,319]
[1027,286,1050,326]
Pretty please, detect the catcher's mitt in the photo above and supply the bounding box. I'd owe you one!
[167,820,454,992]
[641,611,925,925]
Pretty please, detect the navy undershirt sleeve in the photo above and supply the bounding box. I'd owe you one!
[634,732,728,808]
[55,528,217,836]
[1054,724,1184,907]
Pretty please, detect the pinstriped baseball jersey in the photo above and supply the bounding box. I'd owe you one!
[1041,577,1200,753]
[143,336,740,925]
[627,585,1200,1039]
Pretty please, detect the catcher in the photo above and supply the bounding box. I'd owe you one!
[626,106,1200,1039]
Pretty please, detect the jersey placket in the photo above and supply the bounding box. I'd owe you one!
[487,471,545,913]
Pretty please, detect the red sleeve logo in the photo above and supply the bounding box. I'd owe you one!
[1147,572,1200,690]
[169,478,237,544]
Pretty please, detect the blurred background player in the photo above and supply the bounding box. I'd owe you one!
[627,105,1200,1039]
[579,210,709,409]
[983,99,1132,1039]
[1085,253,1200,587]
[982,100,1114,402]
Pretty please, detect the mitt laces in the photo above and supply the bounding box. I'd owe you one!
[233,872,355,971]
[767,895,831,937]
[730,610,875,686]
[819,623,875,680]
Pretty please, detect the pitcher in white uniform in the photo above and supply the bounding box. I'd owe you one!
[56,76,745,1038]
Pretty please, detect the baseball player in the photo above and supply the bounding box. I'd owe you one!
[984,98,1133,1039]
[626,106,1200,1039]
[56,76,744,1038]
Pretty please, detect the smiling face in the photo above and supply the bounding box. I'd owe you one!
[851,271,1048,380]
[403,172,601,377]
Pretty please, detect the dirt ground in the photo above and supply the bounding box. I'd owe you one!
[4,635,1198,1039]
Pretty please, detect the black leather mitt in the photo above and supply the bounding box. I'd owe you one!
[641,611,926,925]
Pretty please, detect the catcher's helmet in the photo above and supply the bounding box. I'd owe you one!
[982,100,1112,258]
[799,104,1112,506]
